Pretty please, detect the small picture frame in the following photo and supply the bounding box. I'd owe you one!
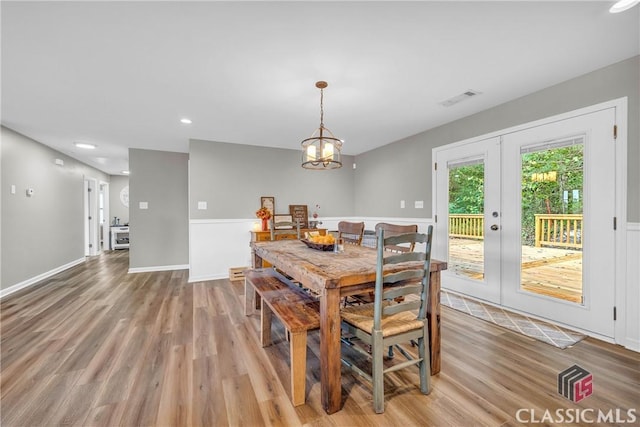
[273,214,293,229]
[289,204,309,229]
[260,196,275,217]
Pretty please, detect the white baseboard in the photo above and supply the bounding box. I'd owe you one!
[188,273,229,283]
[0,257,85,299]
[625,338,640,352]
[128,264,189,274]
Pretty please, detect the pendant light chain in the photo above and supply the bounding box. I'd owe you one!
[319,86,324,129]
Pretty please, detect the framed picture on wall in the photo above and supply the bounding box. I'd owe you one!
[260,196,275,217]
[289,205,309,229]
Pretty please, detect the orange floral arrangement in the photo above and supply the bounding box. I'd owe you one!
[255,207,271,220]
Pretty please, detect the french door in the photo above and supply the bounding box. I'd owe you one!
[434,137,501,304]
[434,106,617,337]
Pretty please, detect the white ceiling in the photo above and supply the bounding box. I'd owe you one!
[2,1,638,175]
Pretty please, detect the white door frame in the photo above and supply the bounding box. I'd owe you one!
[433,97,627,343]
[84,177,99,257]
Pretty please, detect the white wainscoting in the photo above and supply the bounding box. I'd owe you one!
[625,223,640,351]
[188,217,434,283]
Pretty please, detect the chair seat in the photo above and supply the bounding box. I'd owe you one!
[341,302,424,337]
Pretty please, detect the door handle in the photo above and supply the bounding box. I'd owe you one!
[491,224,499,231]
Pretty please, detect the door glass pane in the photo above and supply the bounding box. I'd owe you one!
[448,160,485,280]
[520,138,583,304]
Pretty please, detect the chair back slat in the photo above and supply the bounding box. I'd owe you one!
[383,269,425,285]
[373,226,433,330]
[382,283,422,301]
[383,299,422,316]
[270,219,301,240]
[383,232,428,247]
[383,252,426,266]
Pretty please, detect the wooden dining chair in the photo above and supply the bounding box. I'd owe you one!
[344,223,419,308]
[340,226,433,413]
[338,221,365,245]
[270,218,301,240]
[374,223,418,253]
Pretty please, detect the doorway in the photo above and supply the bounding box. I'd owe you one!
[99,182,109,251]
[434,100,624,338]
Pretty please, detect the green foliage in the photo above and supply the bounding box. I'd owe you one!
[448,145,583,246]
[521,145,583,244]
[449,163,484,214]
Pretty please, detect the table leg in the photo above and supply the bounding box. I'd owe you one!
[320,287,342,414]
[427,270,441,375]
[252,253,264,309]
[253,251,264,268]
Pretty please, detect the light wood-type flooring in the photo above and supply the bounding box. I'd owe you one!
[1,250,638,426]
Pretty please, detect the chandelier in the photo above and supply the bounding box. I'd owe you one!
[301,81,343,169]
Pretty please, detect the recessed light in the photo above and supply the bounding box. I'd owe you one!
[121,170,130,175]
[610,0,639,13]
[74,142,96,149]
[180,118,192,124]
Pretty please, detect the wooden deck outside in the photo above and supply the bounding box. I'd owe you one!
[448,238,582,303]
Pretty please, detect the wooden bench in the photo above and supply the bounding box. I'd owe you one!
[244,268,320,406]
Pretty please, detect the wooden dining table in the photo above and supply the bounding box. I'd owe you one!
[250,239,447,414]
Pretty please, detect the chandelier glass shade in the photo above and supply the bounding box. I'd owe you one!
[301,81,343,170]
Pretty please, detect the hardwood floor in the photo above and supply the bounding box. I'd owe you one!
[1,251,638,426]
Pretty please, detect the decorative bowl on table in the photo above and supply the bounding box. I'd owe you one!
[301,239,335,252]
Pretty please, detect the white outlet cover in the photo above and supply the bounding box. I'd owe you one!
[198,201,207,210]
[139,201,149,209]
[414,200,424,209]
[400,200,405,209]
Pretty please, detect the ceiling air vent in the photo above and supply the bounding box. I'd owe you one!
[439,89,482,107]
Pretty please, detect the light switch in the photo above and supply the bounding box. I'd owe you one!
[10,185,16,195]
[414,200,424,209]
[198,201,207,210]
[400,200,405,209]
[139,201,149,209]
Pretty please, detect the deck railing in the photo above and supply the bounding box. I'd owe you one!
[449,214,484,240]
[534,214,583,249]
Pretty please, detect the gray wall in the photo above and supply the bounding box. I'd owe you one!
[355,56,640,222]
[189,140,356,220]
[109,175,129,225]
[1,126,108,289]
[129,148,189,269]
